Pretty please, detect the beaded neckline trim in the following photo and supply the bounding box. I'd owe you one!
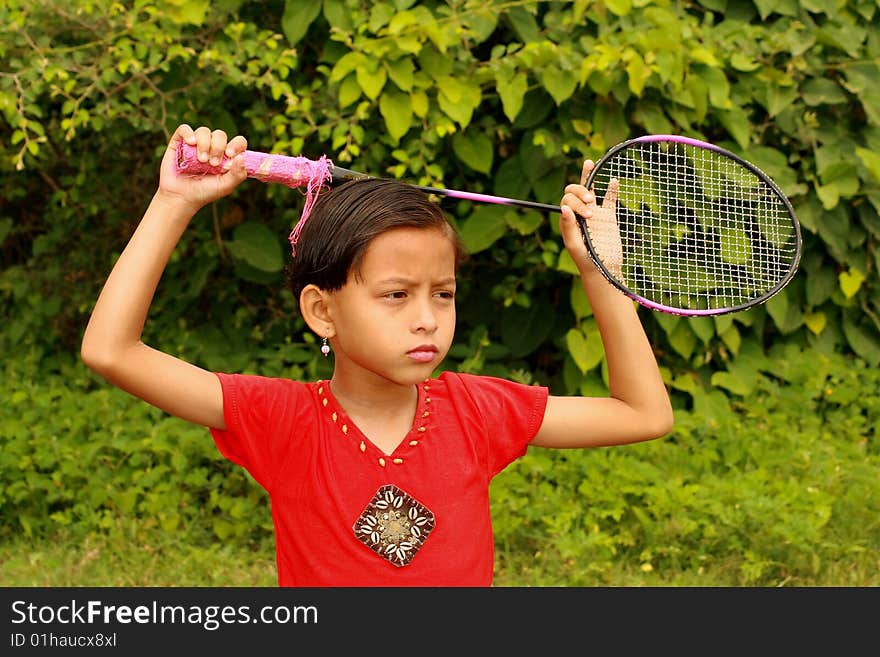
[316,379,432,468]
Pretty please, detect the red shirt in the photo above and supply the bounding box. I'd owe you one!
[209,371,548,586]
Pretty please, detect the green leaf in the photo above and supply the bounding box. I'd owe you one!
[494,157,529,199]
[513,90,553,129]
[437,77,481,127]
[718,227,752,265]
[844,64,880,126]
[842,311,880,366]
[505,209,542,236]
[281,0,322,46]
[452,130,493,174]
[753,0,798,19]
[719,324,741,354]
[163,0,209,25]
[801,78,848,106]
[856,147,880,182]
[766,287,804,334]
[805,267,837,306]
[711,369,755,396]
[730,53,761,72]
[565,323,604,373]
[500,300,555,358]
[766,85,798,117]
[701,67,730,109]
[719,108,751,150]
[570,279,593,319]
[379,89,412,143]
[458,205,507,253]
[531,168,566,206]
[225,222,284,272]
[804,312,826,335]
[497,71,528,122]
[368,3,395,31]
[838,268,865,299]
[625,55,651,96]
[323,0,354,32]
[668,321,697,359]
[557,249,581,275]
[506,7,540,42]
[411,90,429,118]
[330,51,367,83]
[385,58,415,91]
[356,62,387,100]
[542,66,577,105]
[688,317,716,344]
[604,0,633,16]
[338,74,361,108]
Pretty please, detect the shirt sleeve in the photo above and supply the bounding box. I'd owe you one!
[445,372,549,479]
[208,372,309,492]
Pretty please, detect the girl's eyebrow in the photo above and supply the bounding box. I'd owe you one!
[376,276,456,286]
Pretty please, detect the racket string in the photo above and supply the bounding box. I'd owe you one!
[588,141,798,312]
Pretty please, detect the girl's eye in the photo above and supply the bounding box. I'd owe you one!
[435,291,455,300]
[384,291,407,300]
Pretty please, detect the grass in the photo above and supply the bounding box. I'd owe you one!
[4,527,877,587]
[1,526,277,588]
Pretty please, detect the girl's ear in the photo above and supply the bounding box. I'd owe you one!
[299,284,335,338]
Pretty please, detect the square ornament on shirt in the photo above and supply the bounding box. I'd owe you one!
[352,484,436,567]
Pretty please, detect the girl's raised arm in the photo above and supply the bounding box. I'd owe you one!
[81,125,248,430]
[531,159,674,449]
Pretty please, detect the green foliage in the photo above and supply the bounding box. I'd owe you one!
[2,0,878,382]
[491,346,879,586]
[0,352,274,547]
[1,0,879,584]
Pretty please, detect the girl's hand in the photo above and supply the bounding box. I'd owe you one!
[157,124,248,211]
[560,159,622,279]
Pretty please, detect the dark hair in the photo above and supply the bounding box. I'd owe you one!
[286,178,467,302]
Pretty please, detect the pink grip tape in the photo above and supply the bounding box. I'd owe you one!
[175,141,333,255]
[175,141,332,188]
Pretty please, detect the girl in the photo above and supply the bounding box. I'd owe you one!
[81,124,673,586]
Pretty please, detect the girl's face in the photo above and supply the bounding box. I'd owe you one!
[326,226,457,388]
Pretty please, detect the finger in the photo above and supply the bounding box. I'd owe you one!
[561,191,593,220]
[175,123,195,146]
[559,205,593,264]
[194,126,212,163]
[225,134,248,158]
[563,183,597,211]
[209,129,228,166]
[580,159,595,187]
[559,204,583,242]
[219,153,248,187]
[601,178,619,210]
[564,183,595,205]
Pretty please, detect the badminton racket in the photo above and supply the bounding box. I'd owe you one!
[176,135,802,316]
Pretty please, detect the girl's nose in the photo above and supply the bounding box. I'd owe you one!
[411,297,438,333]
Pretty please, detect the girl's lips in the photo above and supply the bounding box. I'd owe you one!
[407,346,437,363]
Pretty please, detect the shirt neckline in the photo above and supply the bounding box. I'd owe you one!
[315,379,434,465]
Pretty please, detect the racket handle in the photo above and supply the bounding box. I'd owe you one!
[176,142,331,188]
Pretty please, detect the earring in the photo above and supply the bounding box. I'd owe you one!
[321,336,330,356]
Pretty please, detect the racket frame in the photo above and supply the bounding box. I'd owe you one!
[577,135,803,317]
